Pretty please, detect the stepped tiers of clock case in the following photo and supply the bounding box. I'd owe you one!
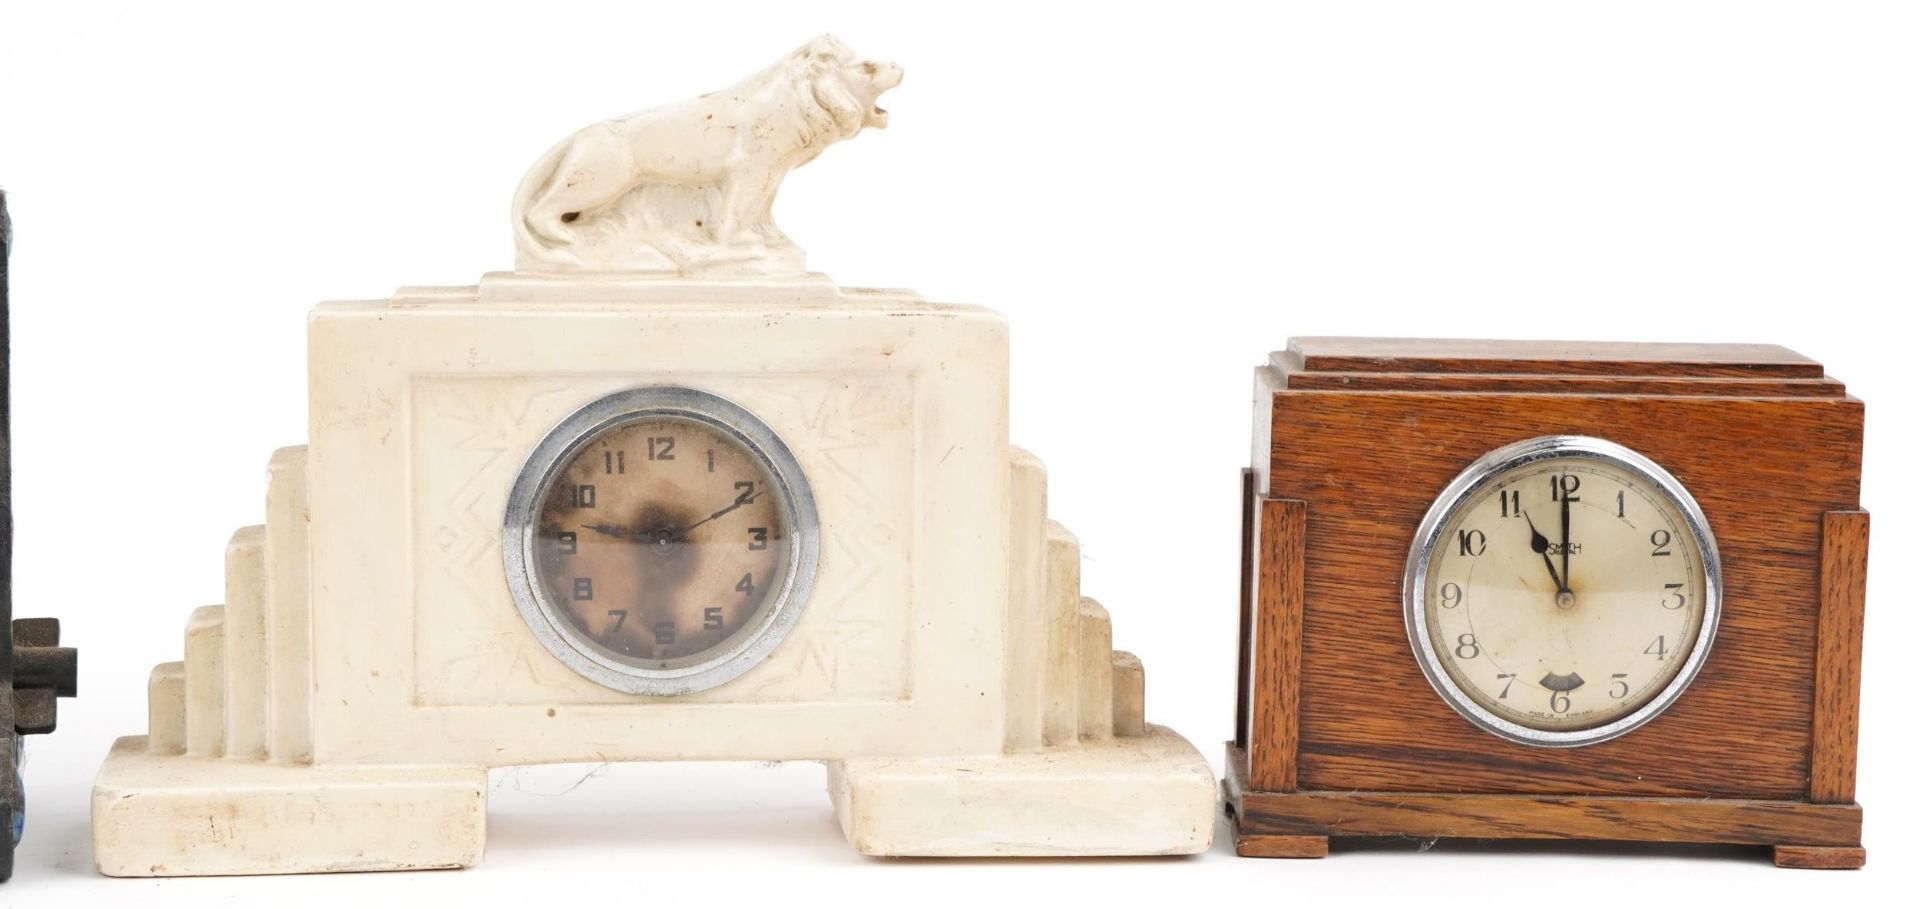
[1228,337,1868,869]
[88,274,1216,876]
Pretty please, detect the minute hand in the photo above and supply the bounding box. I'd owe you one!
[681,488,764,534]
[1560,479,1572,592]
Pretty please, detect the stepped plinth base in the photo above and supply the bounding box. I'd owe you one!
[96,727,1214,876]
[828,726,1215,857]
[91,737,486,877]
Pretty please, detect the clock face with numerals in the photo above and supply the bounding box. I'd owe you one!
[1405,436,1720,747]
[504,387,819,696]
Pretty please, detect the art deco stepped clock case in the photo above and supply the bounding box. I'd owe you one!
[1227,338,1869,869]
[89,36,1215,877]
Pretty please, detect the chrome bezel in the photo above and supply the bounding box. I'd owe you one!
[1403,435,1722,748]
[502,386,819,697]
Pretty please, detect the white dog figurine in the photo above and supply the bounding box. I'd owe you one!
[512,35,903,275]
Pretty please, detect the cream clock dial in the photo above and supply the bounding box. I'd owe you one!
[1405,436,1721,747]
[504,387,819,696]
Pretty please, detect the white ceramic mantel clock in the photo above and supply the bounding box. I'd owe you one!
[89,36,1215,876]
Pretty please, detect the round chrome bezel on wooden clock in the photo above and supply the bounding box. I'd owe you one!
[503,386,820,697]
[1403,435,1722,748]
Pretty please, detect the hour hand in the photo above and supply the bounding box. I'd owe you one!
[582,522,639,541]
[1523,512,1569,594]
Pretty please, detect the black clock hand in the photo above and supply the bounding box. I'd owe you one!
[1560,478,1572,594]
[583,521,686,547]
[1524,512,1568,594]
[681,488,765,534]
[578,486,765,543]
[583,522,642,541]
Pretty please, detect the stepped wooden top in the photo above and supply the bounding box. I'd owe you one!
[1269,338,1846,397]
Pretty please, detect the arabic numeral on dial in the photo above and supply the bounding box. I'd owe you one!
[1497,673,1515,698]
[734,481,755,505]
[652,621,676,645]
[606,609,627,633]
[1500,489,1520,517]
[557,531,577,555]
[573,577,593,601]
[1457,529,1487,557]
[1661,582,1687,609]
[704,607,723,630]
[574,484,596,508]
[1440,581,1462,609]
[647,436,675,460]
[603,450,625,474]
[1616,490,1626,518]
[1551,474,1581,502]
[1610,673,1630,699]
[1644,634,1668,660]
[747,527,769,551]
[1550,690,1572,714]
[1454,633,1480,660]
[707,449,715,473]
[736,573,755,596]
[1650,528,1672,556]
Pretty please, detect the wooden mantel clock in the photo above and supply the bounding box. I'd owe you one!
[1227,337,1870,869]
[88,36,1215,877]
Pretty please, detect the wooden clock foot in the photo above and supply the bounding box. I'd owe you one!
[1225,793,1327,858]
[1773,845,1866,870]
[1235,833,1328,859]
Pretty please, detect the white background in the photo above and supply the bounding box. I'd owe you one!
[2,0,1915,904]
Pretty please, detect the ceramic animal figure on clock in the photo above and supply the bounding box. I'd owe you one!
[88,36,1215,877]
[1227,338,1869,868]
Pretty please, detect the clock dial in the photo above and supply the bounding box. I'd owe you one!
[1407,437,1720,747]
[504,387,819,695]
[533,417,789,667]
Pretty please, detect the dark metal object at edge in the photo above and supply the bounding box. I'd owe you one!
[2,190,82,882]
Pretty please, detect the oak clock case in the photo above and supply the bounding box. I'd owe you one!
[1227,338,1870,869]
[88,36,1217,878]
